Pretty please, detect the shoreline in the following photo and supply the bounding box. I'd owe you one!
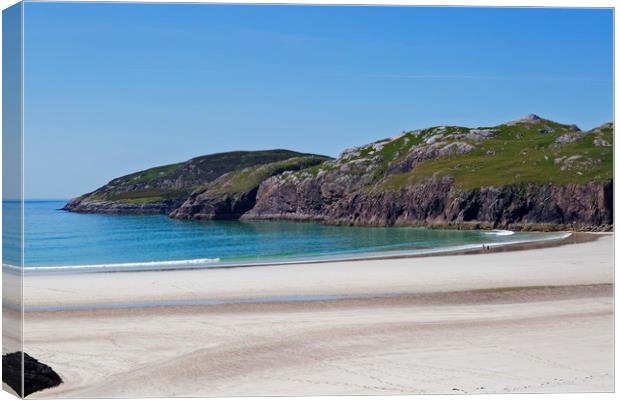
[13,230,598,276]
[20,233,612,310]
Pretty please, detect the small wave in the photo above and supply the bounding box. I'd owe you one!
[16,258,222,273]
[2,263,21,272]
[484,229,515,236]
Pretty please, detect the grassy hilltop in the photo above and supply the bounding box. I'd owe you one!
[289,114,612,192]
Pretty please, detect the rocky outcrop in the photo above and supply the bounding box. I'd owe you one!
[170,185,260,220]
[63,197,182,215]
[507,113,544,125]
[170,156,329,220]
[2,352,63,397]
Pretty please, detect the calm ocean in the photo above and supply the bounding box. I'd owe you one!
[10,200,566,273]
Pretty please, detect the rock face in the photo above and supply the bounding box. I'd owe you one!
[65,116,614,231]
[246,175,612,231]
[170,156,329,220]
[2,352,63,397]
[63,150,325,214]
[63,197,180,214]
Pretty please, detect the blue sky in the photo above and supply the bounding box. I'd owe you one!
[23,3,613,199]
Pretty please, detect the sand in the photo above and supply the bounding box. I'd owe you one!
[16,234,614,397]
[22,233,612,309]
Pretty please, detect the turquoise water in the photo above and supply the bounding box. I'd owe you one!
[14,200,565,273]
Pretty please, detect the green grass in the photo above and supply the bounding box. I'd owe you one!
[207,155,329,195]
[84,150,331,204]
[379,120,613,191]
[125,163,183,185]
[95,188,193,203]
[115,197,169,204]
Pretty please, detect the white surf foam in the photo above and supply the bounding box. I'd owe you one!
[484,229,515,236]
[12,257,221,273]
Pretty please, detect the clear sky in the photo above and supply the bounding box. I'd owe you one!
[23,3,613,199]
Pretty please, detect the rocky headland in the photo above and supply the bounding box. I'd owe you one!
[64,115,613,231]
[62,150,329,215]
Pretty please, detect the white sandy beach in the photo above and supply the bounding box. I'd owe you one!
[17,234,614,397]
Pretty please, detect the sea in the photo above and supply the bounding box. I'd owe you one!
[4,200,569,274]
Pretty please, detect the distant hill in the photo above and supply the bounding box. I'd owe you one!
[65,116,613,230]
[63,150,330,214]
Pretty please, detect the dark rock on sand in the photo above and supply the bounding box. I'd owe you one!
[2,352,63,397]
